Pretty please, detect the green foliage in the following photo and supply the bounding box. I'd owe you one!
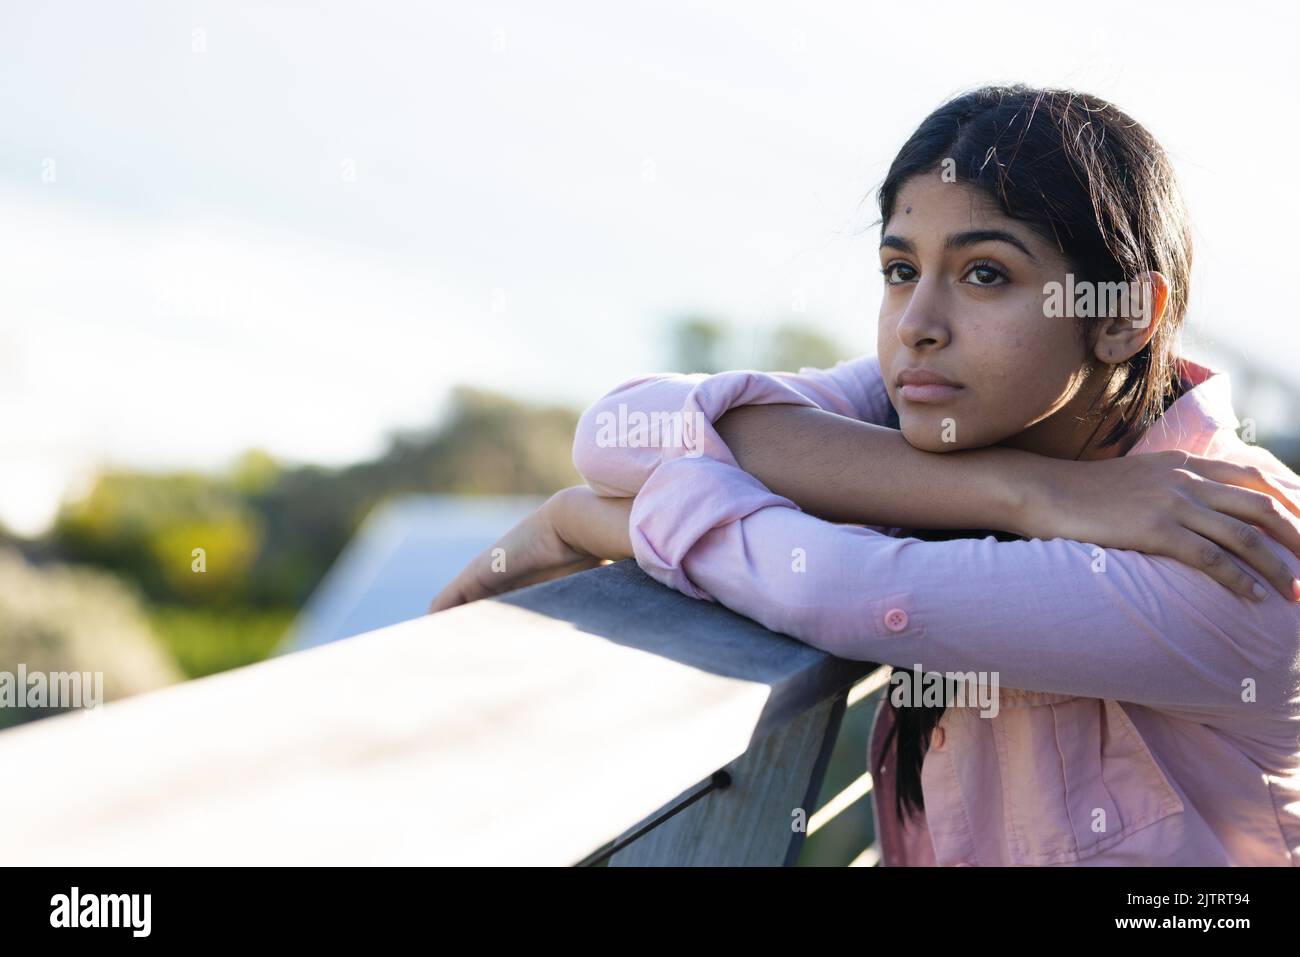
[146,605,295,680]
[47,387,583,616]
[53,471,263,606]
[367,386,582,495]
[0,547,181,730]
[670,315,728,374]
[762,322,845,373]
[227,449,282,495]
[668,315,850,375]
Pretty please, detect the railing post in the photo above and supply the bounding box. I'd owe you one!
[605,689,849,866]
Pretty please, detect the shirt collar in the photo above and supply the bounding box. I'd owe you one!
[1129,357,1239,456]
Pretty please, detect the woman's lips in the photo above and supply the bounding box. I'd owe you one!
[898,383,965,403]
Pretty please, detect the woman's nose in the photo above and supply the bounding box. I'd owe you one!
[894,281,952,350]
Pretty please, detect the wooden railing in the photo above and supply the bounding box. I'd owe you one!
[0,560,890,866]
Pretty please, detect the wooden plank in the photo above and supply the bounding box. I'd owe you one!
[0,561,871,865]
[605,692,846,866]
[496,561,871,744]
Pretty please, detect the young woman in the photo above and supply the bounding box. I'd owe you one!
[431,85,1300,866]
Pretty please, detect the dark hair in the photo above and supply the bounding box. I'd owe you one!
[871,84,1195,827]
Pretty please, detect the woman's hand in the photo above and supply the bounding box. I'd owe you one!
[1024,450,1300,602]
[428,487,634,613]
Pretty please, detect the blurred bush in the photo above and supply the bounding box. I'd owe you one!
[0,547,182,731]
[45,387,583,629]
[668,315,850,375]
[53,471,263,605]
[146,605,295,680]
[762,322,845,373]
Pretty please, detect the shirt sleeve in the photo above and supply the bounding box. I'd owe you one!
[571,355,892,497]
[628,452,1300,722]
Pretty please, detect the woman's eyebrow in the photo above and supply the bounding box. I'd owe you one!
[879,229,1038,261]
[947,229,1037,261]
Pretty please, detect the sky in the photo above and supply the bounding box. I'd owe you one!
[2,0,1298,535]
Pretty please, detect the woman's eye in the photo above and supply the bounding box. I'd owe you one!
[881,262,917,284]
[965,262,1008,286]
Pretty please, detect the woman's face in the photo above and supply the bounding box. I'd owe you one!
[877,174,1103,456]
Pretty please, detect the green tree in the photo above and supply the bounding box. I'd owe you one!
[0,547,181,729]
[762,322,846,372]
[669,315,728,374]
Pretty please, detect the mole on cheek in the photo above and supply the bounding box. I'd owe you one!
[905,205,912,214]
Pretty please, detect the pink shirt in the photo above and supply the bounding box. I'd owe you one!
[573,355,1300,866]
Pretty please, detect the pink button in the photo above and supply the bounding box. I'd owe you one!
[884,607,909,632]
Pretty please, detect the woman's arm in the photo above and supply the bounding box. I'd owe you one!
[626,453,1300,719]
[430,446,1300,612]
[434,359,1300,610]
[575,359,1300,574]
[428,487,633,613]
[581,360,1300,596]
[714,403,1300,599]
[574,359,1033,541]
[571,356,890,497]
[714,402,1031,528]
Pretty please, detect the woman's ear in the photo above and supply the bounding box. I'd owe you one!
[1129,270,1169,331]
[1092,270,1168,364]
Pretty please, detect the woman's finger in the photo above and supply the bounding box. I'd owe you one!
[1164,527,1268,601]
[429,551,602,614]
[1175,508,1296,600]
[504,555,605,590]
[1183,456,1300,522]
[428,558,495,613]
[428,586,463,614]
[1190,481,1300,562]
